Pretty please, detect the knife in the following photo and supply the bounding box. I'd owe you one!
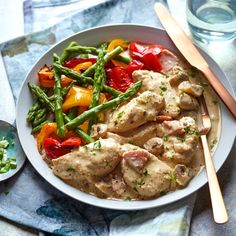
[154,3,236,118]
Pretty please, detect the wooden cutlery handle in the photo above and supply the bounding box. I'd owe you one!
[201,135,228,224]
[201,66,236,118]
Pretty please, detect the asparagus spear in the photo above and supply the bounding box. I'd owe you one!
[115,54,131,64]
[27,100,41,122]
[28,83,54,111]
[88,50,106,132]
[65,81,142,130]
[60,41,78,63]
[27,84,93,143]
[53,69,65,137]
[82,46,123,77]
[32,108,47,127]
[62,114,94,143]
[65,46,99,56]
[53,63,121,97]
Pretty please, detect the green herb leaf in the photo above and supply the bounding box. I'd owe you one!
[163,135,169,141]
[136,178,145,186]
[93,141,101,150]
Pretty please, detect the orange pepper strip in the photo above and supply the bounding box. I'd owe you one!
[38,66,54,88]
[36,122,57,151]
[61,75,73,88]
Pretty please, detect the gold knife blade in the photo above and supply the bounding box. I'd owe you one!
[154,3,236,118]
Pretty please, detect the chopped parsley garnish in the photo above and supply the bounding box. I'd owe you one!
[163,135,169,141]
[212,99,218,105]
[117,111,125,119]
[164,172,176,183]
[210,138,218,149]
[124,196,131,201]
[143,169,149,176]
[159,85,167,92]
[184,127,195,135]
[177,137,185,142]
[136,178,145,186]
[133,187,138,192]
[93,141,101,150]
[66,167,75,172]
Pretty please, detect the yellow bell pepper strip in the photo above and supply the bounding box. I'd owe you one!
[78,107,89,132]
[73,61,93,74]
[107,39,128,51]
[97,93,107,122]
[107,39,129,68]
[62,85,93,112]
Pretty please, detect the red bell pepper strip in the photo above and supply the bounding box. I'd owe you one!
[129,42,163,72]
[43,137,81,159]
[126,60,144,76]
[106,66,133,92]
[142,52,162,72]
[61,137,82,148]
[63,58,97,68]
[43,138,68,159]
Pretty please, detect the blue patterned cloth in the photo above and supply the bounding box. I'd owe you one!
[0,0,196,235]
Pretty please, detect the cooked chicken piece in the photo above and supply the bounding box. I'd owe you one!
[178,92,199,110]
[132,70,166,94]
[168,66,189,87]
[121,148,173,198]
[178,81,204,97]
[94,167,128,197]
[162,116,197,136]
[143,137,164,156]
[173,164,194,187]
[158,49,180,72]
[160,117,199,165]
[160,91,181,118]
[161,136,198,165]
[109,122,165,146]
[52,138,122,180]
[106,91,164,132]
[132,70,180,118]
[90,123,108,139]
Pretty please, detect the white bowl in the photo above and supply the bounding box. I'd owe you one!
[16,24,236,210]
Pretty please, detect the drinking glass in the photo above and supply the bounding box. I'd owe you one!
[186,0,236,42]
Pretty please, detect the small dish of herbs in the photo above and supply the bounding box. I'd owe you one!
[0,120,25,181]
[0,138,17,174]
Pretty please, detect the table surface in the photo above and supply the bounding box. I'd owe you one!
[0,0,235,235]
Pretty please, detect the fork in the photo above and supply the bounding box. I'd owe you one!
[199,96,228,224]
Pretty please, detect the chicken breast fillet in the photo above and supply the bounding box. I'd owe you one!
[106,91,164,132]
[132,70,180,118]
[121,146,173,198]
[52,138,122,180]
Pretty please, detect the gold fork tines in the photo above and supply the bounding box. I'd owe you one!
[199,96,228,224]
[199,96,211,135]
